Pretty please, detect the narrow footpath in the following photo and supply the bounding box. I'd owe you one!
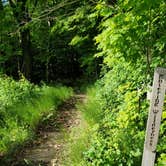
[12,94,86,166]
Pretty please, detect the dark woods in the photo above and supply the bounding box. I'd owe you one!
[0,0,101,84]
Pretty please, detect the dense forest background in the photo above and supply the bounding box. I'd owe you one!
[0,0,102,84]
[0,0,166,165]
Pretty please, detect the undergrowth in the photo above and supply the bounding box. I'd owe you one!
[62,87,102,166]
[0,76,73,155]
[78,88,103,126]
[81,65,166,166]
[63,112,90,166]
[63,70,166,166]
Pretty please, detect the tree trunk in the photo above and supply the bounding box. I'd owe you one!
[9,0,32,80]
[21,28,32,80]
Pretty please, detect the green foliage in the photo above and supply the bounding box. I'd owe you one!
[63,87,101,166]
[78,87,103,126]
[1,0,101,82]
[95,0,166,70]
[81,0,166,165]
[1,0,166,164]
[0,76,73,154]
[50,0,101,80]
[63,112,91,166]
[83,65,166,165]
[0,4,19,75]
[0,76,39,120]
[83,64,145,165]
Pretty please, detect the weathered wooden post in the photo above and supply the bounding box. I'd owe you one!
[142,67,166,166]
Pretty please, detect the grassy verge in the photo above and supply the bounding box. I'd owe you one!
[78,87,103,126]
[62,86,102,166]
[0,77,73,156]
[62,111,90,166]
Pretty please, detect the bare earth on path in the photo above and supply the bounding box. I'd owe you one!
[12,94,86,166]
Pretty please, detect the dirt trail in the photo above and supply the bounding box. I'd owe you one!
[12,94,86,166]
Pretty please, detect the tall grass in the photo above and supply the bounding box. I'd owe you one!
[78,87,103,125]
[63,86,102,166]
[62,112,90,166]
[0,78,73,155]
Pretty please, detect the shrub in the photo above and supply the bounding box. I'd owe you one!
[83,64,166,165]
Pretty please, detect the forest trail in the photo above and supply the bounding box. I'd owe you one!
[14,94,86,166]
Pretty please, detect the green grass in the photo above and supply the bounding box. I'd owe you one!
[62,112,91,166]
[0,85,73,155]
[62,86,102,166]
[77,87,103,125]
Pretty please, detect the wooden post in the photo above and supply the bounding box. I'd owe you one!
[142,67,166,166]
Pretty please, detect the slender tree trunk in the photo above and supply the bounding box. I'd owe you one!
[21,28,32,79]
[9,0,32,80]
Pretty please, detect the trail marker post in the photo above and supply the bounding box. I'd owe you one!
[142,67,166,166]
